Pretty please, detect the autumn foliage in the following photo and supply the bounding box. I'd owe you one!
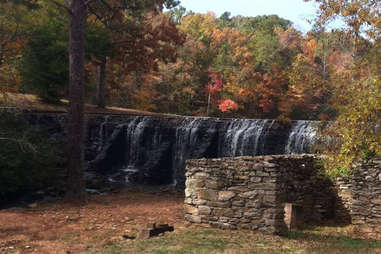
[1,1,379,133]
[306,0,381,174]
[218,99,238,113]
[0,0,379,179]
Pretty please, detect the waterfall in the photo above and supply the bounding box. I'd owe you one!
[125,116,146,169]
[119,117,145,182]
[90,116,318,186]
[218,119,275,157]
[172,118,204,185]
[98,116,109,152]
[285,120,317,154]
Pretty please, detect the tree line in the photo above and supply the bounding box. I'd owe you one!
[0,0,379,200]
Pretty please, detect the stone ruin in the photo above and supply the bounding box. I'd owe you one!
[184,154,381,239]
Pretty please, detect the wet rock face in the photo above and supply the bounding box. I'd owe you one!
[24,113,318,187]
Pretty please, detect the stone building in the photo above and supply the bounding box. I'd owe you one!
[184,155,381,239]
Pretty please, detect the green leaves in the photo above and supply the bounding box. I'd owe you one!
[20,20,69,103]
[0,111,65,201]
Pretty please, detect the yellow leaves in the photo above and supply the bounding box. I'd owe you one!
[303,39,318,64]
[321,67,381,174]
[223,79,241,95]
[309,0,380,39]
[180,13,217,39]
[327,0,341,14]
[211,28,228,45]
[0,63,20,94]
[276,114,292,125]
[132,89,157,112]
[0,1,32,92]
[347,2,362,16]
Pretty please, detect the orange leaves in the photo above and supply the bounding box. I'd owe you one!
[111,11,184,74]
[276,27,302,50]
[258,98,274,113]
[256,72,287,113]
[131,88,158,111]
[303,39,318,64]
[211,28,229,45]
[209,26,254,67]
[288,52,324,112]
[103,9,184,109]
[153,11,359,119]
[218,99,238,113]
[328,49,352,74]
[308,0,380,39]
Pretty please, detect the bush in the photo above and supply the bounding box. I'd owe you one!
[0,111,65,201]
[20,21,69,103]
[20,19,113,104]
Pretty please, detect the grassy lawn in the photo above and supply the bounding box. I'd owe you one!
[83,227,381,254]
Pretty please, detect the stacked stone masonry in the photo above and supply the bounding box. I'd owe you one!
[334,177,352,224]
[184,155,335,234]
[185,155,381,239]
[350,159,381,239]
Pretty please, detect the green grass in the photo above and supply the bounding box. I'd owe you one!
[82,227,381,254]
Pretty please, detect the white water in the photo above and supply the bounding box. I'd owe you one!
[94,116,318,185]
[285,120,317,154]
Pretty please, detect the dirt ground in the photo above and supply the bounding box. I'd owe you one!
[2,189,380,254]
[0,189,185,254]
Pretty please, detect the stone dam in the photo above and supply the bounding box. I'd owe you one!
[24,113,318,187]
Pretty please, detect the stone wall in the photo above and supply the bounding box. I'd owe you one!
[334,177,352,224]
[350,159,381,239]
[184,155,336,234]
[185,155,381,239]
[277,156,336,223]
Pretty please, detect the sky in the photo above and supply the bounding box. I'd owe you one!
[178,0,320,32]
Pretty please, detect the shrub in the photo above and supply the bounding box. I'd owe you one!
[20,21,69,103]
[0,110,65,201]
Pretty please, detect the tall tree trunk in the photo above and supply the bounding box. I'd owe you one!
[66,0,86,203]
[97,56,106,108]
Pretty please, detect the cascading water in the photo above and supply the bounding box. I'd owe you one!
[285,120,318,154]
[218,119,275,157]
[120,117,145,183]
[98,115,109,152]
[89,116,318,187]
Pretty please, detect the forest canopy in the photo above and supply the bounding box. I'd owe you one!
[0,0,380,176]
